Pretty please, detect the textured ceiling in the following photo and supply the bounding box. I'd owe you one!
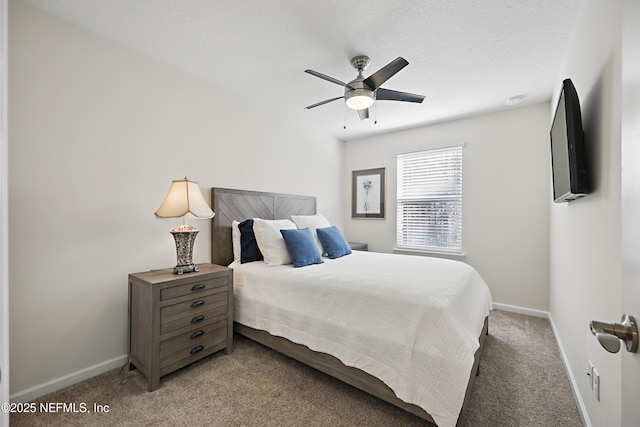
[22,0,583,141]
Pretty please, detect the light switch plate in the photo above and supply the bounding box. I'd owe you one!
[593,367,600,402]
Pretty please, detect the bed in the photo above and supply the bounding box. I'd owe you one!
[210,187,492,427]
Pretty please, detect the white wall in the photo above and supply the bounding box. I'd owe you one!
[8,1,343,395]
[548,1,622,426]
[343,104,551,311]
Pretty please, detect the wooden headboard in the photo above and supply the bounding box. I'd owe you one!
[210,188,317,266]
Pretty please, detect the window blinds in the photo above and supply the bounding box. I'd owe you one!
[396,145,463,252]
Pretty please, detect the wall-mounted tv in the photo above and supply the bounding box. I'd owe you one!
[550,78,589,203]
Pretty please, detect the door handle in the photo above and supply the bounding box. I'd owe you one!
[590,314,638,353]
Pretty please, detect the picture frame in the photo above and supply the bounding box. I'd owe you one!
[352,167,385,219]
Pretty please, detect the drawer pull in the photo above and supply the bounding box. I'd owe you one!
[191,315,205,324]
[190,330,205,339]
[191,284,206,291]
[191,299,205,308]
[190,345,205,355]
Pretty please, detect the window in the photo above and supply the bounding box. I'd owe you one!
[396,145,463,254]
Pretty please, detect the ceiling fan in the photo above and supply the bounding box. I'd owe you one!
[305,55,425,120]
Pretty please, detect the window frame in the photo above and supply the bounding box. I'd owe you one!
[395,143,464,256]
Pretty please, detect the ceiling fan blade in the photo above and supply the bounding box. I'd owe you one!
[358,108,369,120]
[363,57,409,90]
[376,88,425,103]
[305,96,344,109]
[305,69,354,89]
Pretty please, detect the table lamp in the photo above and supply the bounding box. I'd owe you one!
[154,178,214,274]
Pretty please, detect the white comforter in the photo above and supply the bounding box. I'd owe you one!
[230,251,492,427]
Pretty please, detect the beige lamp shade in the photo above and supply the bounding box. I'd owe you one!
[155,178,213,274]
[154,178,214,220]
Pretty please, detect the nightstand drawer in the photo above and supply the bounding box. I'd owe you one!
[161,290,227,321]
[160,304,228,335]
[160,275,229,300]
[160,323,228,369]
[160,319,227,361]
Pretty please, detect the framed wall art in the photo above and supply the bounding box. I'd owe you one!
[352,167,385,219]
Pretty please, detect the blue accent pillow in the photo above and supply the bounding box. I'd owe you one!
[280,228,324,268]
[238,219,263,263]
[316,226,352,259]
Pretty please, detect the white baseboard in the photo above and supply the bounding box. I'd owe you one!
[547,314,592,427]
[10,354,127,403]
[492,302,549,318]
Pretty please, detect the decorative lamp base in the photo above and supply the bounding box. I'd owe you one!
[170,225,200,275]
[173,263,198,275]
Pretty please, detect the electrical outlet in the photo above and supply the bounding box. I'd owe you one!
[587,361,594,390]
[593,368,600,402]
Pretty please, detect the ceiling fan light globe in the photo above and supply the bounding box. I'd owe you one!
[345,89,375,110]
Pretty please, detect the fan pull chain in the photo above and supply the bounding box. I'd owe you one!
[374,103,378,124]
[343,104,347,129]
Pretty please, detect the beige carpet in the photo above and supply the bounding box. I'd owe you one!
[11,310,583,427]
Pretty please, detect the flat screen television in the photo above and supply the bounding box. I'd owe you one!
[550,78,589,203]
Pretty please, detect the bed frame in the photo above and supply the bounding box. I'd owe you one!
[211,187,487,426]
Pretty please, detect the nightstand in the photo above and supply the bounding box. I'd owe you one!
[128,263,233,391]
[348,242,368,251]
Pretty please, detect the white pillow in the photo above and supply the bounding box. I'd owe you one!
[252,218,297,266]
[291,213,331,252]
[231,220,241,262]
